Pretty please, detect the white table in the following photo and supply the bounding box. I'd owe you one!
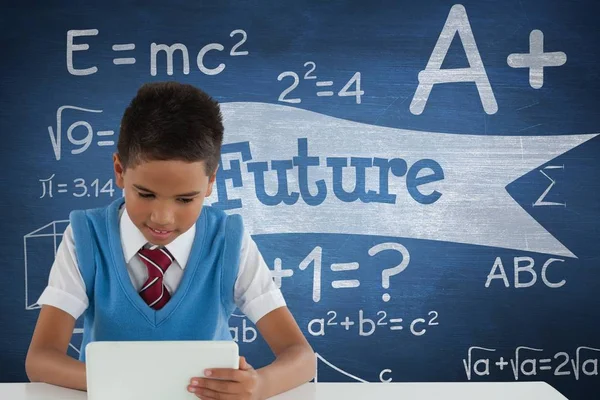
[0,382,569,399]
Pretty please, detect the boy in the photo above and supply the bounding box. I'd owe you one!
[25,81,316,399]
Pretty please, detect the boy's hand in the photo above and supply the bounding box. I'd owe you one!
[188,356,263,400]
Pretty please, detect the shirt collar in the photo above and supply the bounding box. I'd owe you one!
[119,206,195,269]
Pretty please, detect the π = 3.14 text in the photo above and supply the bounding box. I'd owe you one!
[39,175,118,199]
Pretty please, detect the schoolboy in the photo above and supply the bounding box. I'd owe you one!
[26,81,316,399]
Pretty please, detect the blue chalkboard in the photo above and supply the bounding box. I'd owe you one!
[2,1,599,399]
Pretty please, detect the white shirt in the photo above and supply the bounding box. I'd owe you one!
[36,207,285,324]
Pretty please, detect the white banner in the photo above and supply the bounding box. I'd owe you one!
[206,102,598,258]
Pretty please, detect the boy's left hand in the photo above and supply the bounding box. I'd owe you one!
[188,356,263,400]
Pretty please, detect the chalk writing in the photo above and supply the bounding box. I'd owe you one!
[66,29,249,77]
[47,105,113,161]
[278,61,363,104]
[39,175,116,199]
[270,242,410,303]
[485,256,566,289]
[463,345,599,381]
[308,310,439,337]
[533,165,566,207]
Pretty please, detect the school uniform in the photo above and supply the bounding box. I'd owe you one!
[36,198,285,361]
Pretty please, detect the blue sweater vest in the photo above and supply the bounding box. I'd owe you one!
[69,198,243,362]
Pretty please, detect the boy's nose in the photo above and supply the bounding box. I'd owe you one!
[150,207,175,226]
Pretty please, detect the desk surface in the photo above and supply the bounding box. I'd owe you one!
[0,382,568,400]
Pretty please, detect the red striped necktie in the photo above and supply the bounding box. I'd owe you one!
[137,246,174,310]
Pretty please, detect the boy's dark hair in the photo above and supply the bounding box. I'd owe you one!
[117,81,223,175]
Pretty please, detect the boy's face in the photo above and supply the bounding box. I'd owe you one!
[113,154,216,246]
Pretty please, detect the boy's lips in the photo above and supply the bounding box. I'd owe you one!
[146,225,175,239]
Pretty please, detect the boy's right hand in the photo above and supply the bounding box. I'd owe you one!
[187,356,264,400]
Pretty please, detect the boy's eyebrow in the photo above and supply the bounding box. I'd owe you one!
[175,191,202,197]
[133,184,154,193]
[132,184,201,197]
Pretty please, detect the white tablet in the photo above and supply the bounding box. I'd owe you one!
[85,340,239,400]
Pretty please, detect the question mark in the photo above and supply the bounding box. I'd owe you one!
[368,242,410,302]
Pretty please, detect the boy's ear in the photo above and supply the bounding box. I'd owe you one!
[113,153,125,189]
[205,164,218,198]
